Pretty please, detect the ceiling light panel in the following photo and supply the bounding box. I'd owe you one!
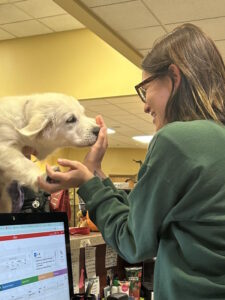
[166,17,225,41]
[143,0,225,24]
[80,0,131,8]
[92,1,158,31]
[15,0,65,19]
[0,4,31,24]
[40,14,85,31]
[2,19,52,37]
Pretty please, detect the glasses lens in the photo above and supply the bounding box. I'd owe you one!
[139,87,146,103]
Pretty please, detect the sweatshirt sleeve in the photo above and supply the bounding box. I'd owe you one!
[78,128,193,263]
[102,177,129,205]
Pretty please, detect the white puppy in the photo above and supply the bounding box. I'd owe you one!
[0,93,99,212]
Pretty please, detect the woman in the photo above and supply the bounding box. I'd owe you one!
[39,24,225,299]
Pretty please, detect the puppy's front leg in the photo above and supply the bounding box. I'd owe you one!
[0,146,43,191]
[0,184,13,212]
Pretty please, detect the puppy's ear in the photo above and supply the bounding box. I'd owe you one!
[16,114,51,137]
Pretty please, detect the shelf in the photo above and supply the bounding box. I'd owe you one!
[70,232,105,249]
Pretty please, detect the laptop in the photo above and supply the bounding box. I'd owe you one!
[0,212,74,300]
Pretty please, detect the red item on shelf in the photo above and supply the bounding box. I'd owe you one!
[50,190,71,220]
[69,227,90,235]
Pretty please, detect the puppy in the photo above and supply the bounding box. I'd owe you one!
[0,93,99,212]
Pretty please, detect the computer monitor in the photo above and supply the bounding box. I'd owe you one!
[0,212,74,300]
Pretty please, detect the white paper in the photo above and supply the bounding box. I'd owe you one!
[80,238,91,248]
[105,245,117,268]
[85,276,100,299]
[85,246,96,278]
[71,248,80,293]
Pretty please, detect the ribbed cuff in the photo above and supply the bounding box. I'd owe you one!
[102,177,117,190]
[78,176,105,203]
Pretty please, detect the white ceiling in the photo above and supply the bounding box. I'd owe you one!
[81,95,154,149]
[0,0,225,148]
[0,0,84,39]
[79,0,225,60]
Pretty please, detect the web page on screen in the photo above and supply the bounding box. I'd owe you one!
[0,222,70,300]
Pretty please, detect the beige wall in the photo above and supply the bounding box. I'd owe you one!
[36,147,147,176]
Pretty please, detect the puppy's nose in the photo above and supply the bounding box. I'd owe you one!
[92,126,100,137]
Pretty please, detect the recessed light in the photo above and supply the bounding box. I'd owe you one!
[132,135,154,144]
[107,128,115,134]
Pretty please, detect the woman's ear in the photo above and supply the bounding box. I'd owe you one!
[168,64,181,91]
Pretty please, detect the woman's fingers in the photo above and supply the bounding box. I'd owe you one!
[57,159,80,169]
[93,115,108,149]
[45,163,72,183]
[102,126,108,149]
[38,176,62,193]
[39,160,92,192]
[95,126,107,148]
[96,115,105,127]
[45,164,63,181]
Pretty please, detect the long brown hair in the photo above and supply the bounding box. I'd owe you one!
[142,23,225,124]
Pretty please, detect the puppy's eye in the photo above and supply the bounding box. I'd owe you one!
[66,115,77,123]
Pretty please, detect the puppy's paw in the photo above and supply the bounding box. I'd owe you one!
[45,165,60,184]
[21,170,43,192]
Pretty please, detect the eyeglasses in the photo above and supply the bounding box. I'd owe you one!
[135,75,157,103]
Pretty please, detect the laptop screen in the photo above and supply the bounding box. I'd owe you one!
[0,212,73,300]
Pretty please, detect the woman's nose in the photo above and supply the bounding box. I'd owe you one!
[144,102,150,114]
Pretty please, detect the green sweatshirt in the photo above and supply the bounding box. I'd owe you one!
[78,120,225,300]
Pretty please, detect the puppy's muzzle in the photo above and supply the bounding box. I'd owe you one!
[92,126,100,137]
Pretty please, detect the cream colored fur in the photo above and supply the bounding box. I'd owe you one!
[0,93,99,212]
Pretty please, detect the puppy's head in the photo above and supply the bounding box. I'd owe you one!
[17,93,100,158]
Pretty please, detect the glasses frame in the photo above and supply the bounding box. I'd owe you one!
[135,75,158,103]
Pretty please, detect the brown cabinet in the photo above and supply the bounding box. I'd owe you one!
[69,233,152,298]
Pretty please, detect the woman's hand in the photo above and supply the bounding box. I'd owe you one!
[38,159,94,193]
[83,115,108,176]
